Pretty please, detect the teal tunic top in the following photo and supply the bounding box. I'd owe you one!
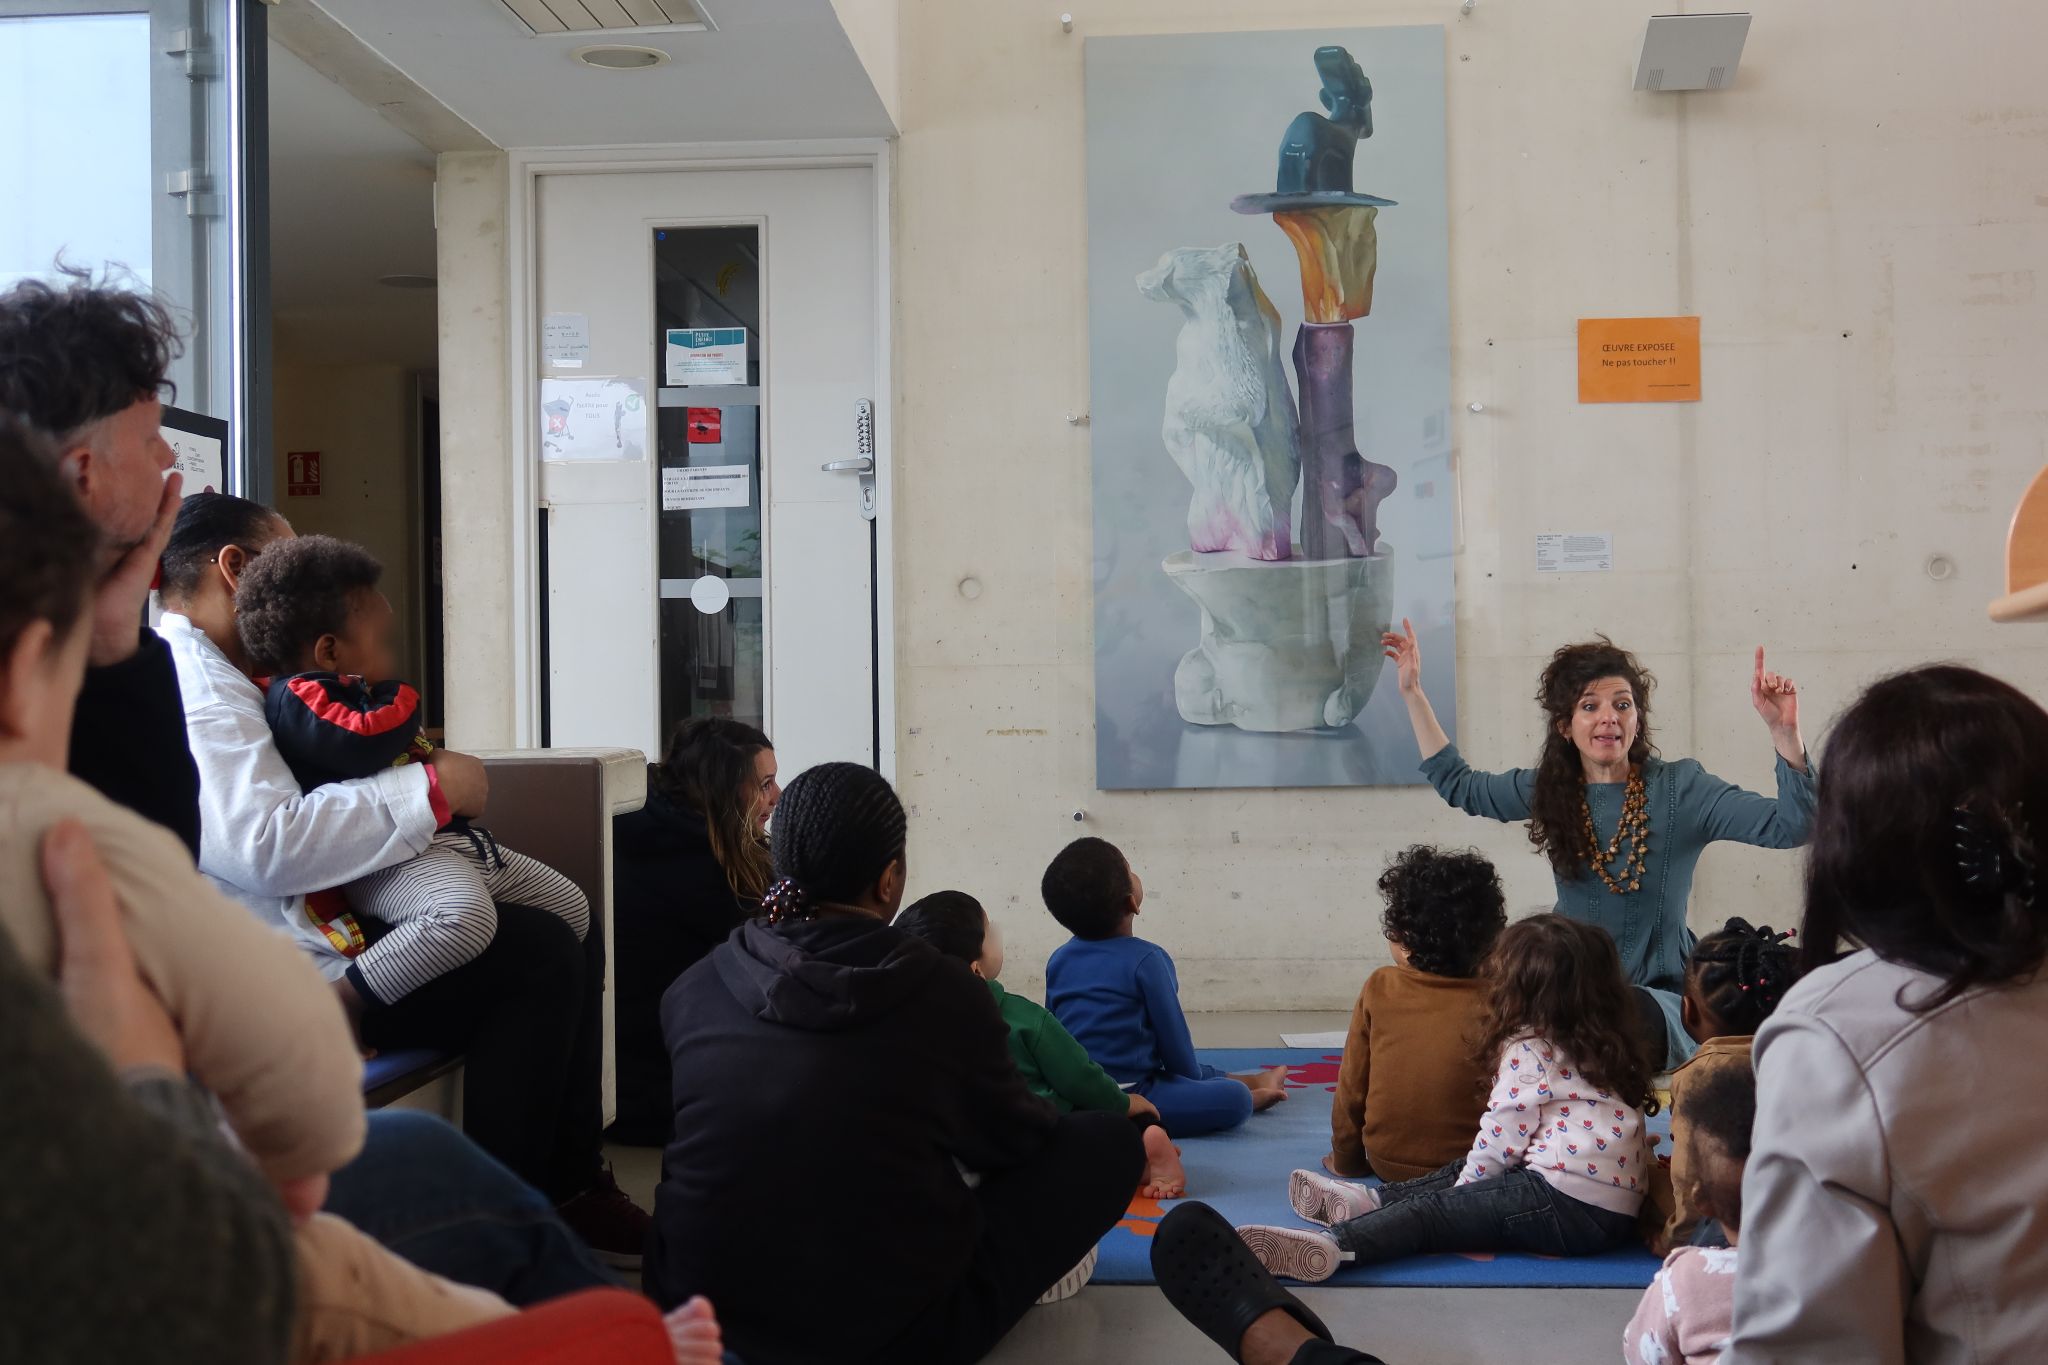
[1420,744,1817,1068]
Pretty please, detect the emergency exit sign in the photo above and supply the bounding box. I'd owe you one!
[287,450,322,497]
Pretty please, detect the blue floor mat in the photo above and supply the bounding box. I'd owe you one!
[1096,1048,1666,1289]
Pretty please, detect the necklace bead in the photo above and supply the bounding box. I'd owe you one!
[1581,768,1650,895]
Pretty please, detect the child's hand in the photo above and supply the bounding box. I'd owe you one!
[1127,1093,1161,1122]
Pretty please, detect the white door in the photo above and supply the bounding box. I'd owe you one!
[534,165,879,776]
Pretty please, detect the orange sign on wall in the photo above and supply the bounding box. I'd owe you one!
[1577,316,1700,403]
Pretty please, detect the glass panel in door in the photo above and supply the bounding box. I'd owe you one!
[654,224,764,739]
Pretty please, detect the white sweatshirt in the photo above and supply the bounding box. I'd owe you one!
[1456,1035,1647,1216]
[157,613,438,980]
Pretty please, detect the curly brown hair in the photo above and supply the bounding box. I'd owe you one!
[233,534,381,676]
[1471,914,1658,1113]
[1377,845,1507,978]
[1527,637,1657,879]
[0,264,182,439]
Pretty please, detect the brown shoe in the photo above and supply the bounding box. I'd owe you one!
[556,1165,652,1271]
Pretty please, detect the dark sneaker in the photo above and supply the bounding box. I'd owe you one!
[557,1165,653,1270]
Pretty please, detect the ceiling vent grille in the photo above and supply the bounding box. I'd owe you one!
[497,0,711,36]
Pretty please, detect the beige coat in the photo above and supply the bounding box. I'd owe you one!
[0,762,364,1181]
[1728,947,2048,1364]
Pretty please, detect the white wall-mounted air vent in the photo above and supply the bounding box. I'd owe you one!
[1633,12,1750,92]
[498,0,712,36]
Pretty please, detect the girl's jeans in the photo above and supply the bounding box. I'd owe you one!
[1330,1157,1640,1264]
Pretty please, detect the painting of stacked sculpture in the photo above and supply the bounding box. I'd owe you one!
[1086,27,1455,790]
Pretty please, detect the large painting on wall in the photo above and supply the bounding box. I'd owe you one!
[1086,26,1455,790]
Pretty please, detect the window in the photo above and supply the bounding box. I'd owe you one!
[0,0,265,487]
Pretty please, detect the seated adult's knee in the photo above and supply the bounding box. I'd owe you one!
[1062,1109,1147,1196]
[491,903,587,986]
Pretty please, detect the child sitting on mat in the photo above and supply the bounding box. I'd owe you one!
[1329,845,1505,1183]
[1042,837,1286,1136]
[1246,914,1654,1281]
[894,888,1186,1199]
[1626,1062,1753,1364]
[1652,918,1799,1253]
[234,536,589,1019]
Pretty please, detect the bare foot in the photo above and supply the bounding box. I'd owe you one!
[1250,1085,1288,1113]
[1139,1124,1187,1199]
[664,1296,723,1365]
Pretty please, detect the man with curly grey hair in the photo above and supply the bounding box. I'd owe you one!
[0,267,195,851]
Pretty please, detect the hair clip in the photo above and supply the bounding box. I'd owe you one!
[1952,802,2036,904]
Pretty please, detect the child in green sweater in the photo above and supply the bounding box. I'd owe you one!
[897,890,1185,1199]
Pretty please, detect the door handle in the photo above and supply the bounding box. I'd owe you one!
[821,457,874,473]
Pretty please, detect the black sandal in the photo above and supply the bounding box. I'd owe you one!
[1151,1201,1334,1363]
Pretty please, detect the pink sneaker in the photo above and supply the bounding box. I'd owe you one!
[1288,1168,1382,1225]
[1235,1224,1349,1283]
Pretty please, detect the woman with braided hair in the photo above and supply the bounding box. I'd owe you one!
[1380,626,1815,1069]
[1653,918,1800,1253]
[1728,665,2048,1363]
[647,762,1145,1365]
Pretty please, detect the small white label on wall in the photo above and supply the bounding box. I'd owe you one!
[542,313,589,368]
[1536,532,1613,573]
[662,465,751,511]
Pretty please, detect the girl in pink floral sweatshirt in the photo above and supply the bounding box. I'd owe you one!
[1240,915,1656,1280]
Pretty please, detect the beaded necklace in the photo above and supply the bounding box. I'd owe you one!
[1581,767,1649,894]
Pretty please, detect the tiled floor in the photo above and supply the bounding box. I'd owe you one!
[611,1012,1643,1364]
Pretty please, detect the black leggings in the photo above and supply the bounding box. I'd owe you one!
[874,1110,1145,1365]
[358,901,605,1205]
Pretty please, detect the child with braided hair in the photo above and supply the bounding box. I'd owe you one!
[1653,917,1800,1252]
[649,762,1144,1365]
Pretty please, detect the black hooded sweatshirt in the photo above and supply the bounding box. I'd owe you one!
[648,912,1060,1364]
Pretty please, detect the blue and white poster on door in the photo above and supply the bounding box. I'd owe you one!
[1085,27,1455,790]
[665,328,748,386]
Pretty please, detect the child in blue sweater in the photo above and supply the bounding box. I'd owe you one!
[1042,838,1287,1136]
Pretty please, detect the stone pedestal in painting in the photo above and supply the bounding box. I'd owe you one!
[1164,548,1395,731]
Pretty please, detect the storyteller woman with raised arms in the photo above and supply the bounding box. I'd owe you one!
[1379,625,1814,1069]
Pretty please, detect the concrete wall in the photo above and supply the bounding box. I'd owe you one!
[431,2,2048,1009]
[269,358,421,685]
[890,0,2048,1008]
[828,0,899,129]
[434,150,518,750]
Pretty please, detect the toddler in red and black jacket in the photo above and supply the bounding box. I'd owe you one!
[236,535,589,1011]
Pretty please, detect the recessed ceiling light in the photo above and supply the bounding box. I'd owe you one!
[573,44,670,70]
[378,275,437,290]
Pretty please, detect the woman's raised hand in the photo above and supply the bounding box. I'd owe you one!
[1381,618,1424,696]
[1752,647,1808,769]
[1751,646,1798,730]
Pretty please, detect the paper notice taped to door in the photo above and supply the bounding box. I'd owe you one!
[540,377,647,462]
[662,464,751,511]
[542,313,590,368]
[665,328,747,386]
[1535,532,1613,573]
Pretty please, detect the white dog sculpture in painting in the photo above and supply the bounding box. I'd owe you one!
[1137,244,1300,561]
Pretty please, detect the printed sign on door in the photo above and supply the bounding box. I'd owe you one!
[287,450,322,497]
